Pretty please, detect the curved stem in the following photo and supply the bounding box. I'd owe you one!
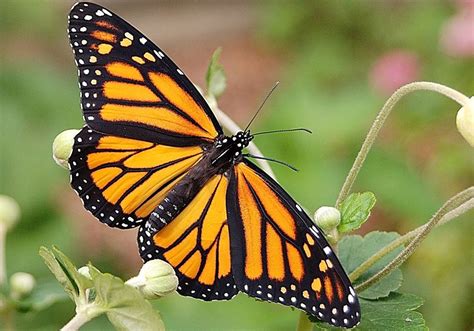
[354,187,473,292]
[207,95,277,180]
[61,310,91,331]
[349,194,473,282]
[335,82,471,206]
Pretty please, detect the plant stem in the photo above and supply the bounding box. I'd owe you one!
[349,193,473,282]
[354,187,473,292]
[335,82,471,206]
[61,310,91,331]
[0,225,6,286]
[208,95,277,180]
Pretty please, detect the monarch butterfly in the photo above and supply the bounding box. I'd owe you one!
[67,2,360,328]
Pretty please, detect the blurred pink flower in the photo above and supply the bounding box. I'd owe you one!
[369,50,420,96]
[453,0,474,10]
[440,9,474,58]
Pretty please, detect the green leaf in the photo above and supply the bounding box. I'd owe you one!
[39,246,92,302]
[337,192,376,233]
[88,265,165,331]
[205,47,227,98]
[16,281,69,312]
[312,292,426,330]
[39,246,77,301]
[357,293,427,330]
[338,232,403,299]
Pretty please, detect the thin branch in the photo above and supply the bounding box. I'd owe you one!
[349,195,473,282]
[335,82,471,206]
[354,187,473,292]
[0,226,6,286]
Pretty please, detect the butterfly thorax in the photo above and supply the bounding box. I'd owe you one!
[146,130,253,233]
[211,130,253,168]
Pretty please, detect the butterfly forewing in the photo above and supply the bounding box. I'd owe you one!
[70,126,203,228]
[68,2,222,146]
[227,160,361,328]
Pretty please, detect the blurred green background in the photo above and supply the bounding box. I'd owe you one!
[1,0,473,330]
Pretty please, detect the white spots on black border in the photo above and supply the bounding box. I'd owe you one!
[323,246,332,255]
[84,15,92,21]
[348,294,355,304]
[295,204,302,212]
[350,287,355,296]
[177,69,184,75]
[139,37,147,44]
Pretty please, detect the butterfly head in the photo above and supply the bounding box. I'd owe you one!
[214,131,253,162]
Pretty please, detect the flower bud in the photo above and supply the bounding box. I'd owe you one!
[0,195,20,231]
[314,206,341,232]
[456,96,474,147]
[126,259,178,299]
[52,129,80,169]
[10,272,36,299]
[78,266,92,280]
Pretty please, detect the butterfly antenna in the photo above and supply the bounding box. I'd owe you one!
[244,154,298,172]
[253,128,312,136]
[244,81,280,132]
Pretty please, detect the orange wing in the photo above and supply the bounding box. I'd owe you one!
[138,174,238,300]
[227,161,361,328]
[70,126,202,228]
[68,2,222,146]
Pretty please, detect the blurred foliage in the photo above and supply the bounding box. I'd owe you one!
[256,2,473,330]
[0,0,472,330]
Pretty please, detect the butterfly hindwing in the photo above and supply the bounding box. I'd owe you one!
[227,160,361,328]
[138,174,239,300]
[68,2,222,146]
[69,126,203,228]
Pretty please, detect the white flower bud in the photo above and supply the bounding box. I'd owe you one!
[78,266,92,280]
[10,272,36,299]
[314,206,341,232]
[126,259,178,300]
[0,195,20,231]
[52,129,80,169]
[456,96,474,147]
